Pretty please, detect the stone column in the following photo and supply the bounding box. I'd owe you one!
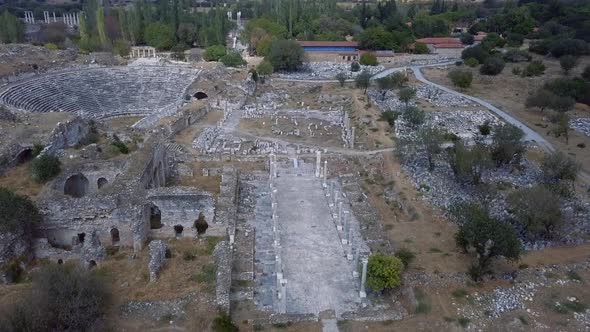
[360,258,368,298]
[337,201,343,231]
[76,12,80,25]
[53,12,56,23]
[279,279,287,313]
[322,160,327,187]
[351,127,356,149]
[315,150,321,177]
[63,13,66,24]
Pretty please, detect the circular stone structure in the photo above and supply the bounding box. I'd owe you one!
[0,66,198,119]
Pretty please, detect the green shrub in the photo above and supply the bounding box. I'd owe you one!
[212,312,238,332]
[413,42,430,54]
[44,43,58,50]
[359,52,378,66]
[448,68,472,89]
[220,51,246,67]
[112,141,129,154]
[460,33,474,45]
[503,49,531,63]
[465,57,478,67]
[380,111,398,127]
[402,106,425,128]
[350,61,361,72]
[366,253,403,292]
[480,57,505,75]
[30,154,61,182]
[204,45,226,61]
[521,60,545,77]
[506,33,524,47]
[461,44,490,63]
[478,121,491,135]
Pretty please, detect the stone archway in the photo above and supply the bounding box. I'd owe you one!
[64,173,90,198]
[15,148,33,164]
[150,205,162,229]
[97,177,108,189]
[194,91,208,100]
[110,228,120,245]
[174,225,184,237]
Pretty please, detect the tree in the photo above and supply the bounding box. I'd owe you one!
[390,72,408,89]
[336,72,347,87]
[526,89,574,113]
[521,60,546,77]
[220,51,246,67]
[448,142,492,184]
[551,112,570,144]
[448,69,473,89]
[351,62,361,72]
[506,33,524,47]
[465,58,479,67]
[582,65,590,80]
[461,44,490,63]
[204,45,226,61]
[559,55,578,75]
[503,49,531,63]
[366,253,403,292]
[507,186,562,239]
[460,33,474,45]
[480,57,505,75]
[420,127,443,171]
[144,23,175,50]
[30,155,61,183]
[491,124,525,166]
[541,152,580,185]
[0,265,110,331]
[257,60,273,83]
[266,39,305,72]
[360,53,378,66]
[453,203,521,280]
[413,42,430,54]
[402,106,425,128]
[482,32,506,49]
[549,39,589,58]
[398,87,416,107]
[0,11,25,43]
[356,26,394,50]
[376,76,394,100]
[355,70,372,94]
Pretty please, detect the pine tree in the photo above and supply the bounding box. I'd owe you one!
[96,7,109,46]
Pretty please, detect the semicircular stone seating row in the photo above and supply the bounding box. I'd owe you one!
[0,66,197,119]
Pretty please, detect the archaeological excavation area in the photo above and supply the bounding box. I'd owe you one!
[0,47,589,331]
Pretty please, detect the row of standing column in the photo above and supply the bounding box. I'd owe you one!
[317,150,368,299]
[24,11,79,26]
[131,48,157,58]
[269,154,287,313]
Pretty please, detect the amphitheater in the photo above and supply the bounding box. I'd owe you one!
[0,65,199,119]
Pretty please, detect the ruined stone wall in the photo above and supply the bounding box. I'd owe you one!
[213,240,232,314]
[148,187,215,238]
[41,116,91,155]
[167,106,209,136]
[214,167,239,240]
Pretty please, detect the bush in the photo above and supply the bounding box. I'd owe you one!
[529,39,552,55]
[478,121,491,135]
[0,265,110,331]
[482,32,506,49]
[583,65,590,80]
[112,140,129,154]
[448,68,473,89]
[144,22,175,50]
[366,253,403,292]
[506,33,524,47]
[491,124,525,166]
[549,39,589,58]
[204,45,226,61]
[453,203,521,280]
[355,70,372,94]
[544,77,589,102]
[266,39,305,72]
[212,312,238,332]
[413,42,430,54]
[541,152,580,184]
[465,57,479,67]
[380,111,398,127]
[503,49,531,63]
[448,142,492,184]
[350,61,360,72]
[0,188,40,237]
[113,39,130,57]
[402,106,425,128]
[256,60,273,79]
[359,53,378,66]
[30,154,61,182]
[507,185,562,239]
[395,248,415,268]
[44,43,58,50]
[398,87,416,106]
[220,51,246,67]
[521,60,545,77]
[461,44,490,63]
[559,55,578,75]
[480,57,505,75]
[460,33,474,45]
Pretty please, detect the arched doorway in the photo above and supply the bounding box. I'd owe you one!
[110,228,120,245]
[97,177,108,189]
[15,148,33,164]
[194,91,208,100]
[150,205,162,229]
[88,260,97,269]
[64,173,89,198]
[174,225,184,238]
[77,232,86,244]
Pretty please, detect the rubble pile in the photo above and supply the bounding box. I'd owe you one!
[570,117,590,137]
[416,84,475,108]
[278,62,384,80]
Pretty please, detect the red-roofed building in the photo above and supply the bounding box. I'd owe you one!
[474,32,487,42]
[415,37,464,56]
